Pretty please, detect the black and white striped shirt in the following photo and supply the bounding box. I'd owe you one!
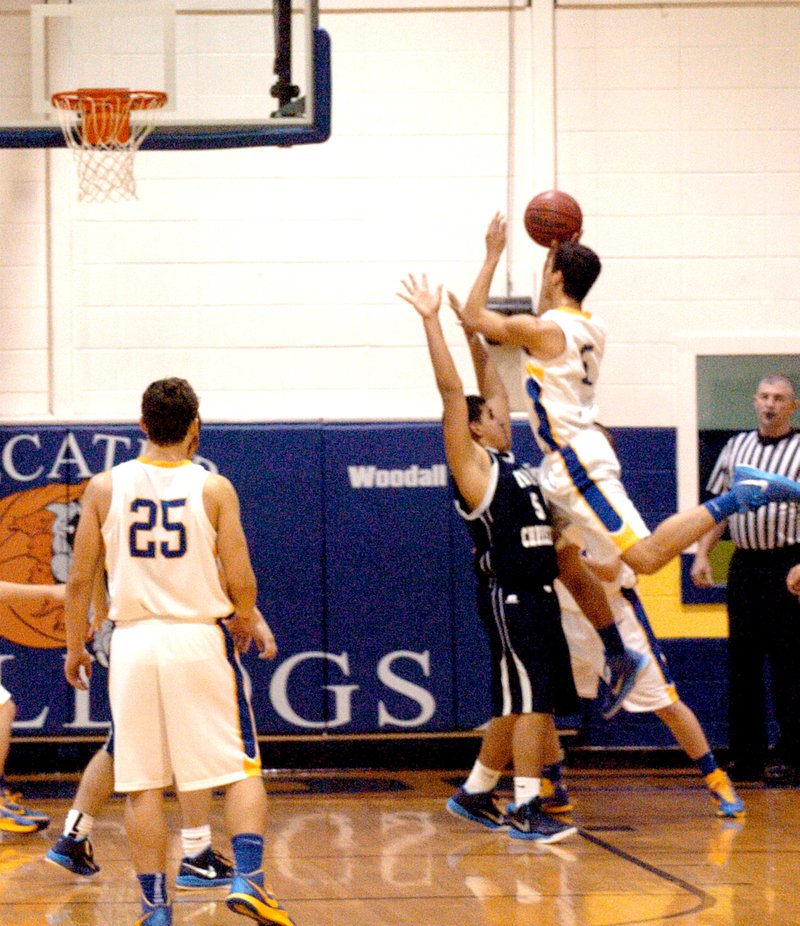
[707,429,800,550]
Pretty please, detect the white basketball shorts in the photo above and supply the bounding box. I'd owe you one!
[539,427,650,566]
[560,589,678,713]
[109,618,262,792]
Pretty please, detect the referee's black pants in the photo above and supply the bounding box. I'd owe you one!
[726,546,800,770]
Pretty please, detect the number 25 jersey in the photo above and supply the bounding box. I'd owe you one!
[102,458,233,622]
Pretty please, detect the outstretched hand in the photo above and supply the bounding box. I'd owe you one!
[398,273,442,319]
[485,212,507,260]
[447,291,478,337]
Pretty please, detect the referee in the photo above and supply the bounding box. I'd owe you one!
[692,374,800,787]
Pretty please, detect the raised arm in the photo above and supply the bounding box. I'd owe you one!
[460,213,566,359]
[398,273,490,509]
[448,290,510,435]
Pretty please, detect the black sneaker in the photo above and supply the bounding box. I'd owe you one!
[45,834,100,876]
[446,787,506,830]
[506,798,578,843]
[175,847,234,890]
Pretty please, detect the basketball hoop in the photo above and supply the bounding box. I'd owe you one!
[51,88,167,203]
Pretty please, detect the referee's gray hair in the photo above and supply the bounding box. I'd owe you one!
[758,373,797,398]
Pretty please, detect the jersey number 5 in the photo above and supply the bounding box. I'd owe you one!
[129,498,187,559]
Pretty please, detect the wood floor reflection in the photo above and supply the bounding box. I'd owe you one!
[1,768,798,925]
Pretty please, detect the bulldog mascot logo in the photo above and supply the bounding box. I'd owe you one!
[0,481,87,648]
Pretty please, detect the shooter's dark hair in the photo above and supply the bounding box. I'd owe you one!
[554,241,602,303]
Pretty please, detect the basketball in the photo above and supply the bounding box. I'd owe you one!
[524,190,583,247]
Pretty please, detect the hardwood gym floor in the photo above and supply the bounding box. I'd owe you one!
[1,768,797,925]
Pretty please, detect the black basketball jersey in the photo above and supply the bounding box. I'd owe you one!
[454,449,558,588]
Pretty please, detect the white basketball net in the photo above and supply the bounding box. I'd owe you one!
[52,89,167,203]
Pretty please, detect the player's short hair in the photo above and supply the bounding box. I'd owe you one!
[466,395,486,425]
[758,373,797,399]
[554,241,602,303]
[141,378,200,446]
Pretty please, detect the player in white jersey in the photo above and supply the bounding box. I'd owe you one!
[459,213,800,717]
[554,562,744,818]
[63,378,293,926]
[460,213,800,576]
[47,568,273,886]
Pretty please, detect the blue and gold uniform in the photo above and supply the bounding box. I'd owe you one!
[522,307,650,564]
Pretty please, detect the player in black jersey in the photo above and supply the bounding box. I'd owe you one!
[399,272,618,842]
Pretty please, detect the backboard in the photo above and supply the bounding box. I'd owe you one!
[0,0,330,149]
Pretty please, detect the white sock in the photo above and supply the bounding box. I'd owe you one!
[64,809,94,839]
[181,824,211,859]
[514,776,541,807]
[464,760,502,794]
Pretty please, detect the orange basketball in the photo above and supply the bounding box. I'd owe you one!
[524,190,583,247]
[0,481,87,649]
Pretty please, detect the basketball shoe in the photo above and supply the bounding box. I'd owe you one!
[175,847,234,889]
[446,787,506,830]
[46,834,100,876]
[732,464,800,512]
[705,769,746,818]
[0,787,49,833]
[601,649,649,720]
[505,798,578,843]
[134,899,172,926]
[225,871,296,926]
[539,778,573,814]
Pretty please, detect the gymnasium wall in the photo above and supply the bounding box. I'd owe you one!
[0,420,729,748]
[0,1,798,424]
[0,1,798,750]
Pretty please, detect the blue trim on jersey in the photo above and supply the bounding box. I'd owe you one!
[620,587,673,685]
[559,444,625,534]
[524,375,560,452]
[217,620,259,761]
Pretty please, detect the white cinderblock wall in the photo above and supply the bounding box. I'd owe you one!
[1,0,798,424]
